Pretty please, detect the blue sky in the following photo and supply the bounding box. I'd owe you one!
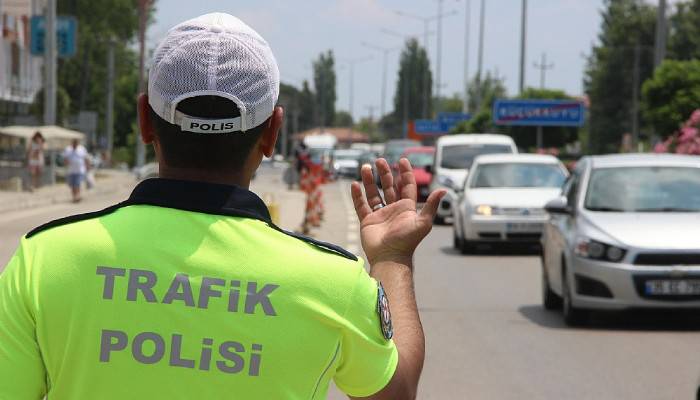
[149,0,667,121]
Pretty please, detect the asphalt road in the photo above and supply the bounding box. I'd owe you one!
[2,177,700,399]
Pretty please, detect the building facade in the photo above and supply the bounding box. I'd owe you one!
[0,0,43,122]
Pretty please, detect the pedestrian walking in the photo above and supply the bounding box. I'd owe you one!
[0,13,445,399]
[62,139,89,202]
[26,131,45,191]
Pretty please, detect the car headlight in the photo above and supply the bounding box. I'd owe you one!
[474,205,501,216]
[437,175,455,189]
[574,238,626,262]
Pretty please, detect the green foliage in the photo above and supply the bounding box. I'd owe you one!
[668,0,700,60]
[451,72,507,134]
[584,0,657,154]
[435,94,464,113]
[392,38,432,138]
[30,87,72,125]
[333,111,353,127]
[313,50,337,127]
[642,60,700,136]
[506,88,579,149]
[466,72,507,114]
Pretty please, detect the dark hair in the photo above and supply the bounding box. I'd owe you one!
[32,131,44,142]
[148,95,268,170]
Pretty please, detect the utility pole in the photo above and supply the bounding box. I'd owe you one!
[135,0,150,167]
[105,38,116,162]
[365,105,377,143]
[533,53,554,89]
[342,56,372,122]
[518,0,527,95]
[632,43,641,149]
[436,0,444,104]
[44,0,57,125]
[533,53,554,149]
[654,0,667,68]
[462,0,471,114]
[475,0,486,111]
[362,42,399,129]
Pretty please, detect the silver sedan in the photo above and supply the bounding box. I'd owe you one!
[541,153,700,326]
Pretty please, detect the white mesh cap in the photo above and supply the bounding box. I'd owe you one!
[148,13,280,133]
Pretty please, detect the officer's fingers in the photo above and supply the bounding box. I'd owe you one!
[419,189,447,221]
[398,158,418,203]
[351,181,372,221]
[361,164,383,209]
[376,158,397,204]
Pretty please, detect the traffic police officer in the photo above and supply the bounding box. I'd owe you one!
[0,13,445,400]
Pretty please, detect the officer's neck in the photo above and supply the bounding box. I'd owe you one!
[158,165,252,189]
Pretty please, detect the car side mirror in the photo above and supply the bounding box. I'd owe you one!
[545,197,571,215]
[425,165,433,175]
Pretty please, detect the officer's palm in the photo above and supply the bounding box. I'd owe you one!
[351,158,446,265]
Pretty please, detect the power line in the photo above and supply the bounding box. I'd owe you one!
[533,53,554,89]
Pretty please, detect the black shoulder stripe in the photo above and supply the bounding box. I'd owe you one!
[279,229,358,262]
[25,202,128,239]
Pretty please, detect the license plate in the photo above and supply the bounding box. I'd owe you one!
[506,223,542,233]
[645,280,700,295]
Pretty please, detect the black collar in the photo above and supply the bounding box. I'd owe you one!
[128,178,272,223]
[26,178,357,261]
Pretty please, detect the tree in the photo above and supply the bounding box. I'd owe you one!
[55,0,143,150]
[465,72,506,114]
[313,50,337,128]
[668,0,700,60]
[642,60,700,136]
[30,87,72,125]
[451,71,507,134]
[333,111,353,127]
[392,38,432,138]
[506,88,579,149]
[584,0,657,153]
[435,94,464,113]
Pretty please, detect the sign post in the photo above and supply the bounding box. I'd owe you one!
[492,99,585,149]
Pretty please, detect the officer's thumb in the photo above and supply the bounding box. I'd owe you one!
[420,189,447,221]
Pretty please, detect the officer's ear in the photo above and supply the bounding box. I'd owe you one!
[259,106,283,158]
[137,94,156,145]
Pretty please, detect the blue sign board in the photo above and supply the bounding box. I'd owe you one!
[31,16,78,58]
[415,112,471,134]
[414,119,443,134]
[493,99,585,127]
[437,112,471,131]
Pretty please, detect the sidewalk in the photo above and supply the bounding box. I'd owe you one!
[250,164,360,254]
[0,170,136,215]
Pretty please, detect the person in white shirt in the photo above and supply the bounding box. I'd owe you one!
[62,139,90,202]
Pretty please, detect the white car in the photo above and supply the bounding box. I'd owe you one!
[453,154,568,254]
[541,154,700,326]
[429,134,517,224]
[332,149,364,179]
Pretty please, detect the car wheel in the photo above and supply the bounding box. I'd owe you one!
[460,238,474,255]
[453,229,462,249]
[434,215,445,225]
[542,266,562,310]
[562,264,588,326]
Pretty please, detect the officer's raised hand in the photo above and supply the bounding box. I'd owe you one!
[349,157,445,400]
[351,158,445,265]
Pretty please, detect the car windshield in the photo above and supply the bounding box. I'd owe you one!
[585,166,700,212]
[405,152,434,167]
[470,163,566,188]
[440,144,513,169]
[334,152,361,161]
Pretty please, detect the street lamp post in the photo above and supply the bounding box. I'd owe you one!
[361,42,400,127]
[135,0,151,168]
[341,56,373,122]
